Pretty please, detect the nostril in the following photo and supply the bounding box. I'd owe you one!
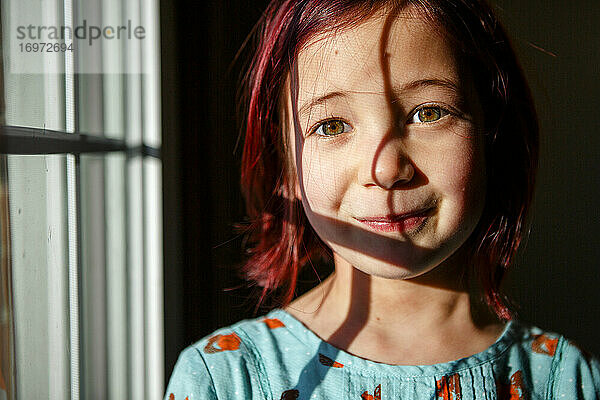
[371,155,415,189]
[359,138,416,189]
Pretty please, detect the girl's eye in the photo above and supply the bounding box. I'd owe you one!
[313,119,352,137]
[408,106,449,124]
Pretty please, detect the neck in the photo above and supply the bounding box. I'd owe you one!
[286,252,503,363]
[286,253,503,365]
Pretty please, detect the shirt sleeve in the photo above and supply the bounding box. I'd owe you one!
[553,339,600,400]
[164,345,218,400]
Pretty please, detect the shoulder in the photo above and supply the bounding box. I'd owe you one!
[164,345,217,400]
[164,311,293,399]
[499,319,600,399]
[549,336,600,399]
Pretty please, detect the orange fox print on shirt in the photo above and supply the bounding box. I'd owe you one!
[168,394,188,400]
[531,334,558,356]
[495,370,527,400]
[361,384,381,400]
[203,333,241,354]
[318,353,344,368]
[263,318,285,329]
[436,373,462,400]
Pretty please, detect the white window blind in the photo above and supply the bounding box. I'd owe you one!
[0,0,164,398]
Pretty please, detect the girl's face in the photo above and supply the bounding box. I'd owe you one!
[285,11,486,280]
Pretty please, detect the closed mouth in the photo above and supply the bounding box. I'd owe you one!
[355,207,434,223]
[354,207,434,233]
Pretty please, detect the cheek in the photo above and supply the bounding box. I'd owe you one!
[299,142,351,212]
[433,139,486,223]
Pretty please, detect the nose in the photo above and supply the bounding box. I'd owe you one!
[361,139,415,189]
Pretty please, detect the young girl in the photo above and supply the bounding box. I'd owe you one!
[166,0,600,398]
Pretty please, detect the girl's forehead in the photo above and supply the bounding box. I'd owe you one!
[295,12,459,103]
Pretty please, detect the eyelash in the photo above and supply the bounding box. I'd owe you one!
[309,117,353,137]
[407,104,452,124]
[309,104,453,137]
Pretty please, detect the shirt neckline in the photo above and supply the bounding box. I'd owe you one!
[268,308,519,378]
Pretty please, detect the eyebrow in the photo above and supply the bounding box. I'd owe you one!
[298,78,461,118]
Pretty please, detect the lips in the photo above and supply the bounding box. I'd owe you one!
[354,207,433,233]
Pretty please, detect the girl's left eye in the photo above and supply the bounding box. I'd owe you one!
[312,119,352,137]
[408,105,449,124]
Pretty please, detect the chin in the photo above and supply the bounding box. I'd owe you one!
[332,247,440,280]
[363,265,428,280]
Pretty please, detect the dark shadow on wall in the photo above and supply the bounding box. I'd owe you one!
[494,0,600,355]
[161,0,276,385]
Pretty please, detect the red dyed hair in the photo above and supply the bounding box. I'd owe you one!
[238,0,538,319]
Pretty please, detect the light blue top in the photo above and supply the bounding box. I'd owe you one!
[165,308,600,399]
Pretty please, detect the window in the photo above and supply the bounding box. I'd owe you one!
[0,0,163,398]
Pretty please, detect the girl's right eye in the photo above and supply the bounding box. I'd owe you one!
[311,119,352,137]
